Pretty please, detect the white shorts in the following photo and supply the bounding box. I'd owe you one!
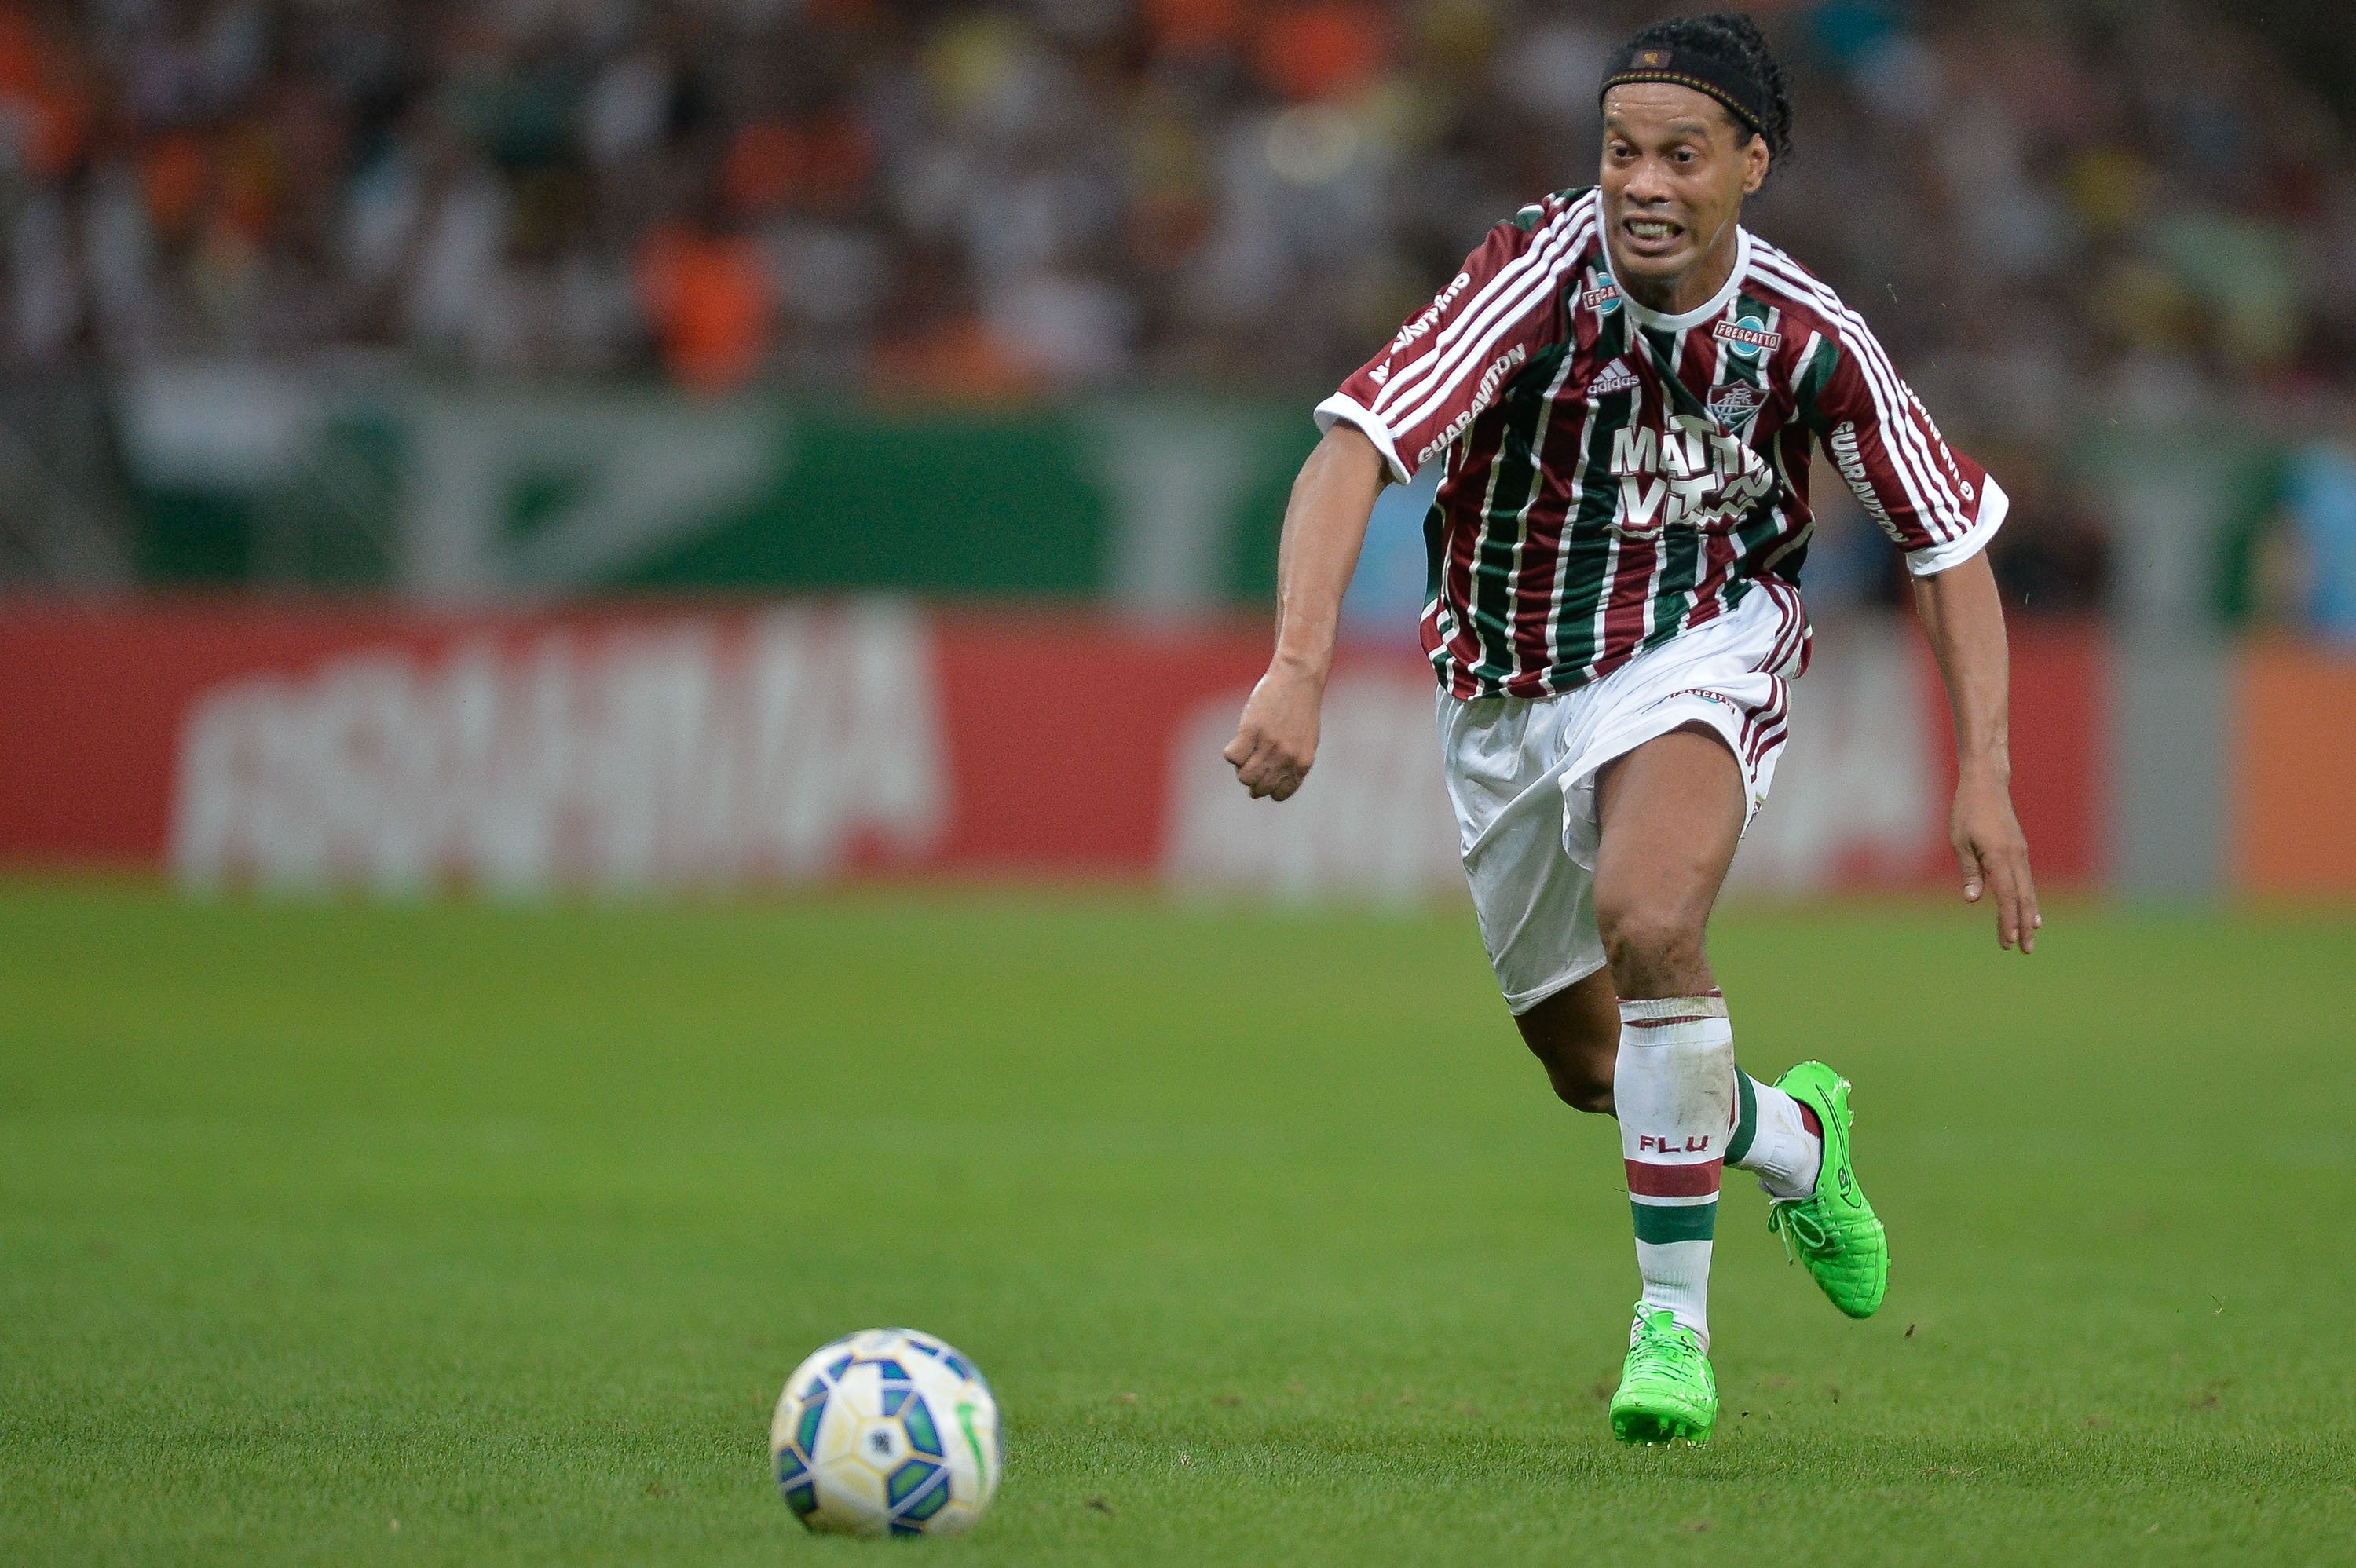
[1437,582,1807,1014]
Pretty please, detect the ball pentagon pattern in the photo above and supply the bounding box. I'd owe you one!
[770,1329,1001,1537]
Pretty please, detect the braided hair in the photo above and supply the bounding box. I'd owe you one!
[1615,12,1795,173]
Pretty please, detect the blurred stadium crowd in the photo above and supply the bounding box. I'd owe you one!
[3,0,2355,626]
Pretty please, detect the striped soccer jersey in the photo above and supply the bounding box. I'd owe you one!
[1316,186,2007,700]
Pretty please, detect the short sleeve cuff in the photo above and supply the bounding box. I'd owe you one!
[1904,476,2008,578]
[1315,393,1410,486]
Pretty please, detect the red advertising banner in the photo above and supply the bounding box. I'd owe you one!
[0,600,2103,896]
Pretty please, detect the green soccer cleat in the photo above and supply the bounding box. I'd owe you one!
[1608,1306,1717,1446]
[1766,1061,1888,1319]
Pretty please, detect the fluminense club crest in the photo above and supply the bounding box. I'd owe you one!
[1707,382,1765,429]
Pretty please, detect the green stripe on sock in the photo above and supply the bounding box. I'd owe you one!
[1725,1072,1758,1166]
[1632,1199,1718,1245]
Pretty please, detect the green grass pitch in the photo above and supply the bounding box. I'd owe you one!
[2,883,2352,1564]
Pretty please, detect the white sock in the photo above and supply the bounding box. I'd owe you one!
[1728,1074,1823,1201]
[1615,994,1735,1352]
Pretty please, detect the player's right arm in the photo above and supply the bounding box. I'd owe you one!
[1226,193,1586,800]
[1223,426,1388,800]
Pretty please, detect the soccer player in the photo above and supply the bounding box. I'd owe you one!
[1224,12,2039,1446]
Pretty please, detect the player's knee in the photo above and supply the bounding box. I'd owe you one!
[1597,902,1706,992]
[1516,995,1617,1115]
[1521,1032,1615,1113]
[1545,1058,1615,1115]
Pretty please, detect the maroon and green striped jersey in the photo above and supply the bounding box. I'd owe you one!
[1316,186,2007,699]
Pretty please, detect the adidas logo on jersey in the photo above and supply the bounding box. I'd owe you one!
[1587,360,1641,398]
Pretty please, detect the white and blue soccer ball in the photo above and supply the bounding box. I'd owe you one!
[770,1328,1002,1537]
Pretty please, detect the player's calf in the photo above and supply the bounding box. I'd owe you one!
[1513,975,1619,1114]
[1615,993,1734,1351]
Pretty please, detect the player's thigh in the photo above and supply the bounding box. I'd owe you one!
[1462,824,1608,1017]
[1443,696,1611,1016]
[1591,723,1747,933]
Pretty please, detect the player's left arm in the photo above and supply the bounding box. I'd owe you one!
[1912,550,2040,953]
[1809,312,2039,950]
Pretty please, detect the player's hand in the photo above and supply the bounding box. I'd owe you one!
[1952,773,2040,952]
[1223,660,1323,801]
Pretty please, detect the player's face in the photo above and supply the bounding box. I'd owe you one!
[1598,83,1769,307]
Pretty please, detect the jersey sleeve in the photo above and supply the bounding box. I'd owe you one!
[1809,313,2007,576]
[1315,195,1580,485]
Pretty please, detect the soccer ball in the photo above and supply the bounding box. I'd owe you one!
[770,1328,1002,1537]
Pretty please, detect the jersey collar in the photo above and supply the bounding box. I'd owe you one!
[1609,228,1753,333]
